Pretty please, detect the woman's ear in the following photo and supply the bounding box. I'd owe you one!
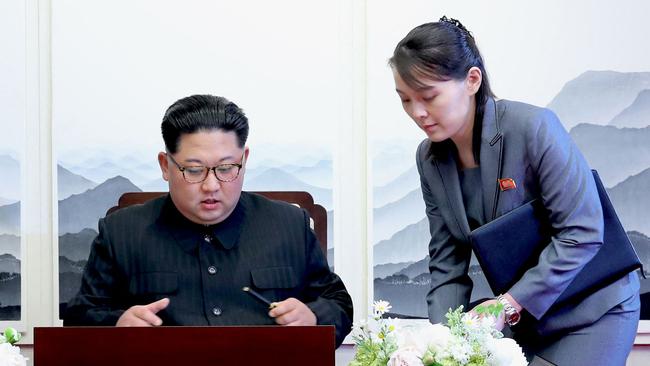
[466,66,483,95]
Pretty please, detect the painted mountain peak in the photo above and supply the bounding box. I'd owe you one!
[58,175,141,235]
[58,164,97,199]
[374,165,419,208]
[373,188,425,243]
[374,218,429,265]
[570,124,650,187]
[59,228,98,262]
[0,154,96,202]
[609,89,650,128]
[0,154,20,201]
[244,167,332,209]
[0,253,20,274]
[547,70,650,129]
[0,234,20,259]
[607,167,650,235]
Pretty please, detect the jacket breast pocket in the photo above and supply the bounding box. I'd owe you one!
[128,271,178,297]
[250,266,299,301]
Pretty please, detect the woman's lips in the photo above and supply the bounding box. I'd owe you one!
[421,123,437,132]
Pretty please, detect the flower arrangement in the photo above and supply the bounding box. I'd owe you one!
[349,301,526,366]
[0,327,27,366]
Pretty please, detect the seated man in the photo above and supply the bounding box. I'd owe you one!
[63,94,353,347]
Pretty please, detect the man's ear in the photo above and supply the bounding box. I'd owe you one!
[158,152,170,182]
[243,146,250,165]
[466,66,483,96]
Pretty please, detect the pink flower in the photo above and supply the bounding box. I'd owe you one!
[387,348,424,366]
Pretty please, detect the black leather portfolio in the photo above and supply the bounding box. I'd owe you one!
[470,170,642,308]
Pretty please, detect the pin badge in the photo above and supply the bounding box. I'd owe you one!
[498,178,517,191]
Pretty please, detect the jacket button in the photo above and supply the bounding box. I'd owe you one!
[208,266,218,275]
[212,307,222,316]
[203,235,212,243]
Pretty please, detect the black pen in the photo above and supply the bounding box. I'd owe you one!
[242,286,277,309]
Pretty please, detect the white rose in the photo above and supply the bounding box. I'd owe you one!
[418,323,452,354]
[486,337,527,366]
[388,348,424,366]
[394,327,419,350]
[393,323,452,362]
[0,343,28,366]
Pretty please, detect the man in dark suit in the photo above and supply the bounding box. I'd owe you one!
[63,94,353,347]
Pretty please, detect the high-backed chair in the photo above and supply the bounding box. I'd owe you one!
[106,191,328,257]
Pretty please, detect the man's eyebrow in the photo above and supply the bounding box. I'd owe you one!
[181,158,203,165]
[183,156,235,165]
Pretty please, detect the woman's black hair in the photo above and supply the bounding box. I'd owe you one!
[389,16,494,160]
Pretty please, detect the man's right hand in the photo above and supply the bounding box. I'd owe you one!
[116,298,170,327]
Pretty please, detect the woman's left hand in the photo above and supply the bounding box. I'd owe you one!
[470,298,506,331]
[470,293,523,331]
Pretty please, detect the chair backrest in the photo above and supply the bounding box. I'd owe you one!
[106,191,328,257]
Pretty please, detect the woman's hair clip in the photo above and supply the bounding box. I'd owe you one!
[439,15,472,37]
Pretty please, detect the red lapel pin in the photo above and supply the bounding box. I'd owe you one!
[498,178,517,191]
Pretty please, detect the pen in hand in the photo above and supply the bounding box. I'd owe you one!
[242,286,277,310]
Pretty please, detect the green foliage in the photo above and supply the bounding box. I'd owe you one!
[349,321,399,366]
[0,327,22,345]
[473,303,503,319]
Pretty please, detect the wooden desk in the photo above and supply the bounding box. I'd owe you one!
[34,326,335,365]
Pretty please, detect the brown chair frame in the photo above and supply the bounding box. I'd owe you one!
[106,191,328,256]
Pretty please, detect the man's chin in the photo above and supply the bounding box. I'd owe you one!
[185,208,224,225]
[196,214,224,226]
[192,204,237,225]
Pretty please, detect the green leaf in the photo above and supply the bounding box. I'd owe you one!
[474,303,503,318]
[2,327,21,345]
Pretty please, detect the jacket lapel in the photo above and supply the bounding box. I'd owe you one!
[479,98,504,221]
[434,152,471,240]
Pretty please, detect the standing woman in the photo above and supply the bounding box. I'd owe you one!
[389,17,640,365]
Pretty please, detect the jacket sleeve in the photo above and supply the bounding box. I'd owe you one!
[301,209,353,348]
[416,140,473,323]
[508,108,603,320]
[63,217,127,325]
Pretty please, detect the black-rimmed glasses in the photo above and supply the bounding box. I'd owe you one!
[167,153,244,183]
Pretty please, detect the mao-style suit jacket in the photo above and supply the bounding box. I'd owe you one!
[64,192,353,346]
[416,98,639,335]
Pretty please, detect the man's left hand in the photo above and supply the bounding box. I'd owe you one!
[268,297,317,326]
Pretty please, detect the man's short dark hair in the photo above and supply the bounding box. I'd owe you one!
[161,94,249,154]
